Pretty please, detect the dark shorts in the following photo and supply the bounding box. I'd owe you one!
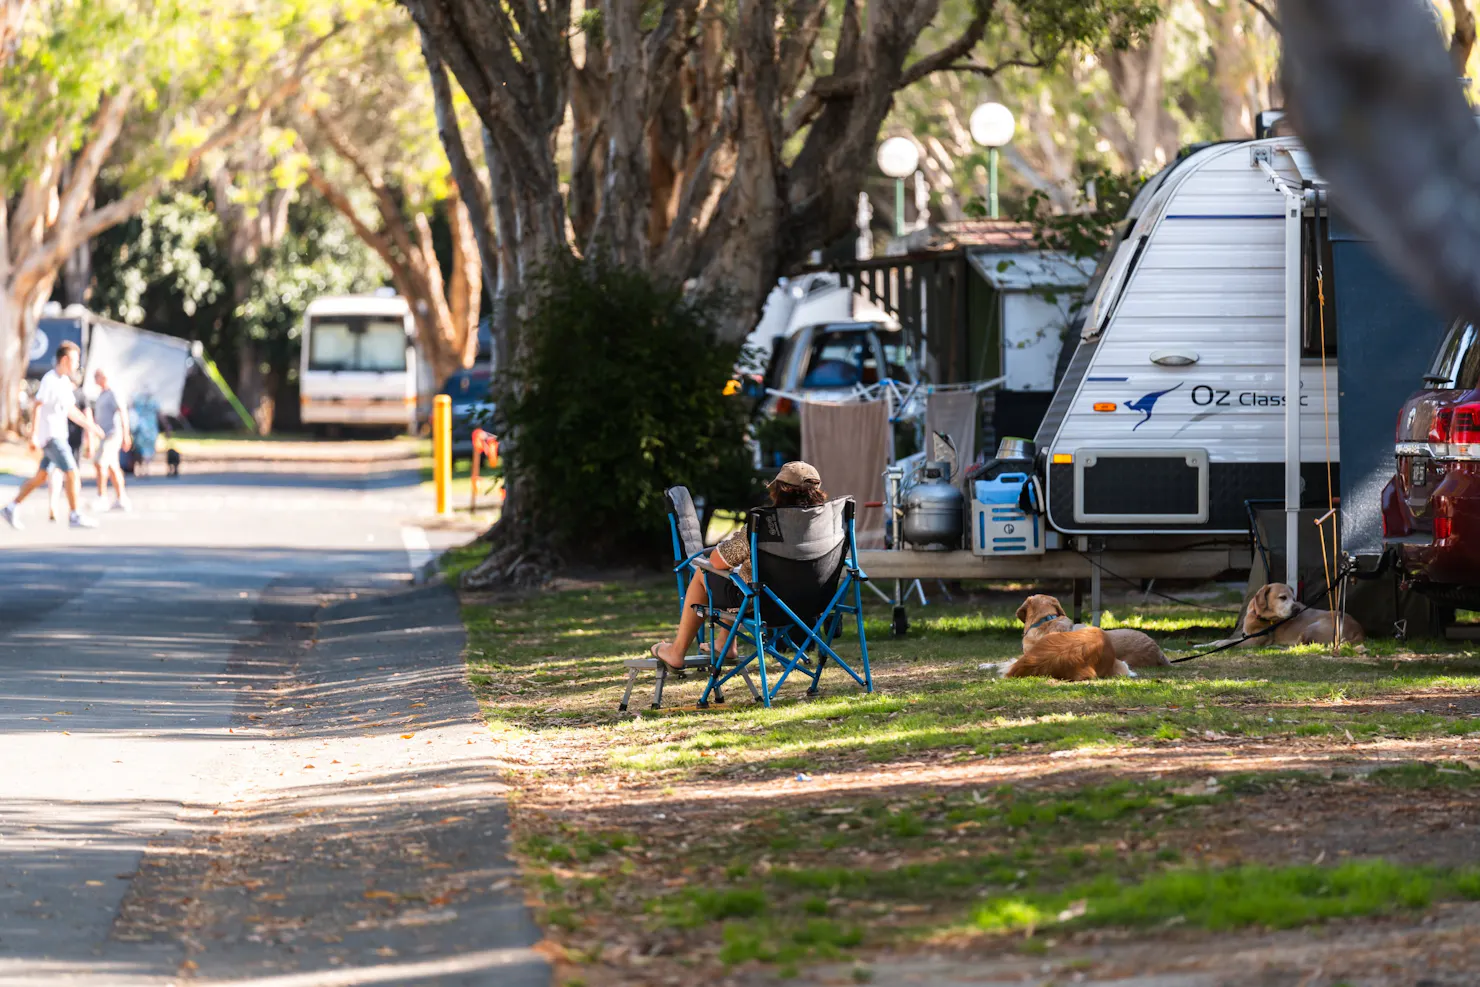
[703,571,745,610]
[40,438,78,474]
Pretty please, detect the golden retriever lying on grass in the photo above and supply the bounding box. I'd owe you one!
[1230,583,1365,647]
[982,594,1147,680]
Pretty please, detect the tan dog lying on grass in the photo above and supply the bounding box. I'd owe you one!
[982,594,1141,681]
[1231,583,1365,647]
[1017,594,1172,669]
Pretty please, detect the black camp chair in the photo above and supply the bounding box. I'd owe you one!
[618,487,756,711]
[693,499,873,708]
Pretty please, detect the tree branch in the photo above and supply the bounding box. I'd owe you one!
[777,0,829,97]
[915,55,1049,79]
[898,0,996,89]
[53,86,135,232]
[420,28,499,298]
[1244,0,1280,33]
[1452,0,1476,74]
[308,105,426,283]
[301,157,398,268]
[11,29,336,299]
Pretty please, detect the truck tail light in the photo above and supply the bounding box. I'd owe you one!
[1435,516,1454,541]
[1429,408,1455,443]
[1446,402,1480,460]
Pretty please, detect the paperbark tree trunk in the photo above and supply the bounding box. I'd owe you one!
[1100,18,1179,170]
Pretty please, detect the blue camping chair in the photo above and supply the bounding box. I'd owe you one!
[692,499,873,708]
[618,487,760,711]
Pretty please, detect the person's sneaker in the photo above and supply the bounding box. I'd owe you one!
[0,504,21,530]
[69,512,98,529]
[109,498,132,513]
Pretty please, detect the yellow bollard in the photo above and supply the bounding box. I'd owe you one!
[433,394,452,515]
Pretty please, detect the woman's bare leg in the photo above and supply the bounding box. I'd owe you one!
[655,570,709,667]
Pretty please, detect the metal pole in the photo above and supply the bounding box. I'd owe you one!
[894,178,906,237]
[1283,188,1302,588]
[988,147,1000,219]
[433,393,452,515]
[470,443,480,513]
[1090,553,1103,627]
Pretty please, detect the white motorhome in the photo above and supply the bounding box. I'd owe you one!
[299,294,419,434]
[1035,138,1341,572]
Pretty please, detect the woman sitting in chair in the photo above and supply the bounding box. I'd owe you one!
[651,461,827,669]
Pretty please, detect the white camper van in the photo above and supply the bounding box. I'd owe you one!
[298,294,419,434]
[1035,138,1339,551]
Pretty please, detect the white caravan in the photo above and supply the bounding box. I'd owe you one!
[299,294,419,433]
[1035,138,1344,581]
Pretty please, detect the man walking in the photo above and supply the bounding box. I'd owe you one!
[1,342,104,530]
[91,368,132,511]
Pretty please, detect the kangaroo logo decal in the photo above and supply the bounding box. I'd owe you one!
[1124,383,1182,430]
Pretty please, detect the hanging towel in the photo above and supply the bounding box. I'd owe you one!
[925,389,979,478]
[800,399,889,548]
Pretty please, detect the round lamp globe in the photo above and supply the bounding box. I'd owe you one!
[876,136,921,179]
[970,102,1016,148]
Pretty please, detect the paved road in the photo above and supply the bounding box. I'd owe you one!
[0,462,547,985]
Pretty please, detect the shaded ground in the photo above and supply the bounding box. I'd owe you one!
[110,585,547,985]
[449,564,1480,986]
[0,454,539,985]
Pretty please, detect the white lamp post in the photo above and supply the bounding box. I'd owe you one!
[876,136,920,237]
[970,102,1016,219]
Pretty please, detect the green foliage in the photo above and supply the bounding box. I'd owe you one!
[90,188,384,389]
[502,254,758,561]
[1020,167,1147,261]
[1007,0,1160,58]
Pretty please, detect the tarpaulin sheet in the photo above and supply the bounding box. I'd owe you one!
[925,389,978,479]
[800,399,889,549]
[84,320,192,418]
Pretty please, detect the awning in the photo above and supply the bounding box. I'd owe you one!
[84,318,193,418]
[1272,142,1327,187]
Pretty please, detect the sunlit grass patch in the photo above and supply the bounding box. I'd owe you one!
[967,861,1480,934]
[455,568,1480,777]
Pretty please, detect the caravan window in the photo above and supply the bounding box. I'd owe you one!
[308,321,358,371]
[1085,235,1146,336]
[359,320,411,371]
[308,316,409,372]
[1427,319,1480,390]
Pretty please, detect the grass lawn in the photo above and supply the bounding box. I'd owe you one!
[449,555,1480,984]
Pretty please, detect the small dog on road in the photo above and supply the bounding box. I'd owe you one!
[982,594,1144,681]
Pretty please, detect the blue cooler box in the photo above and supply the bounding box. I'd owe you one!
[972,473,1044,556]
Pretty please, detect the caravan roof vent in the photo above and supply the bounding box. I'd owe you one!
[1150,349,1199,367]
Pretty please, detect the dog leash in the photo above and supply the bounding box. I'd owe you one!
[1166,560,1361,665]
[1167,617,1294,664]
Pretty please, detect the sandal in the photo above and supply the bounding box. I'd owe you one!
[650,642,687,670]
[697,641,741,661]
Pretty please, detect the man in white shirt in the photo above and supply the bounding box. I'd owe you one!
[2,341,105,530]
